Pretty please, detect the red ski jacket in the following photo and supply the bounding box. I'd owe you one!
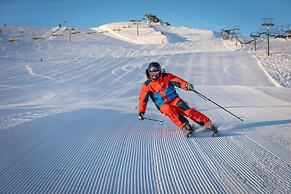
[138,73,189,113]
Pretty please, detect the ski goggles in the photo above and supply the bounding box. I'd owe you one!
[148,70,160,77]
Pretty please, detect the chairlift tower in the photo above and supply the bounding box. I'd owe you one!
[288,25,291,39]
[250,32,260,51]
[262,18,274,56]
[68,28,72,43]
[131,20,141,35]
[233,27,240,45]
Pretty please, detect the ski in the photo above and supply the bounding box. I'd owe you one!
[186,124,219,138]
[187,130,219,138]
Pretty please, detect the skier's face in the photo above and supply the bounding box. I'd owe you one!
[149,71,160,80]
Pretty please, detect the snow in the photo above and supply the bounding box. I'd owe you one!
[92,22,169,44]
[92,22,216,45]
[0,22,290,193]
[224,38,291,88]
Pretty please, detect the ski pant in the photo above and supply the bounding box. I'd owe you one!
[159,97,211,128]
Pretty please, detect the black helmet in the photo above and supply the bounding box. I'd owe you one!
[148,62,161,72]
[146,62,162,80]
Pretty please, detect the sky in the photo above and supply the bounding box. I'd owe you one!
[0,0,290,36]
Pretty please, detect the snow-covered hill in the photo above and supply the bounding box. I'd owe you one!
[0,23,290,193]
[91,21,215,44]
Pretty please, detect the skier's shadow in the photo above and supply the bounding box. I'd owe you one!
[234,119,291,130]
[189,119,291,138]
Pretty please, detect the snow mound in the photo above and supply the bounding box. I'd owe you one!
[153,25,215,42]
[91,21,215,45]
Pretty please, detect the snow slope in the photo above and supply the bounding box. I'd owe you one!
[224,38,291,88]
[92,22,169,44]
[0,24,290,193]
[92,22,216,45]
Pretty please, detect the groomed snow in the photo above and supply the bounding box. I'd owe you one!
[0,23,290,193]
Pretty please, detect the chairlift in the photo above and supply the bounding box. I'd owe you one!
[250,32,260,38]
[262,18,274,29]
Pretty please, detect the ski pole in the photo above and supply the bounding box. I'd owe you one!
[144,117,164,124]
[192,89,243,122]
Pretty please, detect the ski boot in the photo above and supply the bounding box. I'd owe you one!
[206,123,219,137]
[183,123,194,138]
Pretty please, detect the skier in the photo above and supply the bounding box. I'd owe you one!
[138,62,217,135]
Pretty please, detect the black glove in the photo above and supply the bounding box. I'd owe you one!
[138,112,144,120]
[186,83,194,91]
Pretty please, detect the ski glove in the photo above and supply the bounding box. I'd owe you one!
[186,83,194,91]
[138,112,144,120]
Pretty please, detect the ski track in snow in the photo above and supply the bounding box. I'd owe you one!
[0,25,290,193]
[0,116,289,193]
[25,64,56,80]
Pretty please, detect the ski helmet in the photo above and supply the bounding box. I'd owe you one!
[148,62,161,72]
[147,62,162,80]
